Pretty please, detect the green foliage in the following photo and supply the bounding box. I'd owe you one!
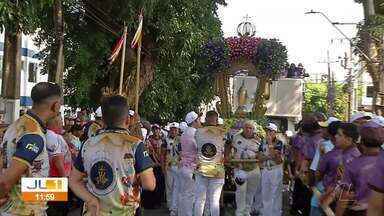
[0,0,52,33]
[139,0,225,123]
[34,0,226,122]
[253,38,288,79]
[304,83,348,120]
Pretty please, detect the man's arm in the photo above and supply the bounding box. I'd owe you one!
[51,154,65,177]
[0,159,28,198]
[367,190,384,216]
[69,168,99,216]
[134,142,156,191]
[69,147,99,216]
[138,168,156,191]
[0,134,45,198]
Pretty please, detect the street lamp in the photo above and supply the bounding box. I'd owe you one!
[305,10,373,63]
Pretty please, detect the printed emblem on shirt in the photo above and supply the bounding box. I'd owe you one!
[26,142,40,153]
[201,143,217,159]
[89,160,116,195]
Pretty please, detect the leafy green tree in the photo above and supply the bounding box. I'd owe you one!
[35,0,226,123]
[354,0,384,113]
[304,83,348,120]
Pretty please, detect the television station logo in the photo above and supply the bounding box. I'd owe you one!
[21,178,68,202]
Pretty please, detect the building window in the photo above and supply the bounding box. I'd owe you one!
[21,60,26,72]
[366,86,374,98]
[28,62,37,83]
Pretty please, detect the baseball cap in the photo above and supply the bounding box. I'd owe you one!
[350,112,372,123]
[152,124,160,129]
[318,117,340,128]
[179,122,188,131]
[95,107,102,118]
[266,123,278,132]
[185,111,199,124]
[169,122,179,129]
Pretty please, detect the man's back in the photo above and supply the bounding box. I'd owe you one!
[75,128,152,215]
[1,112,49,215]
[195,126,227,178]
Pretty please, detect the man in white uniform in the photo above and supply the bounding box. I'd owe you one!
[162,122,181,215]
[194,111,228,216]
[260,123,284,216]
[232,120,262,215]
[178,111,201,216]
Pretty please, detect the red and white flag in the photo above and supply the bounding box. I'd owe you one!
[108,33,125,64]
[131,12,143,49]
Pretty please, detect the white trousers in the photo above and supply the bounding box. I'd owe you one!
[178,167,195,216]
[261,165,283,216]
[251,177,263,213]
[194,174,224,216]
[235,168,261,216]
[165,166,179,212]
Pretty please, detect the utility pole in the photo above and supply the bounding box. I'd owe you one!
[342,52,353,121]
[318,50,338,116]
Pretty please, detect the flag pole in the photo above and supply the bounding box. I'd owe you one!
[118,24,128,95]
[134,38,142,113]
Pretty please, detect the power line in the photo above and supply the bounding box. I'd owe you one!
[83,5,119,36]
[84,0,121,30]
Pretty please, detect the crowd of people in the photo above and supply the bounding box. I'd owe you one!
[0,82,384,216]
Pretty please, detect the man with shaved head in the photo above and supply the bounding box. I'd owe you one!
[0,82,62,215]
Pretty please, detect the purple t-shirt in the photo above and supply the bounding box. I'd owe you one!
[368,151,384,193]
[342,154,380,204]
[318,146,361,189]
[301,132,323,161]
[342,146,361,165]
[318,148,343,189]
[292,134,304,151]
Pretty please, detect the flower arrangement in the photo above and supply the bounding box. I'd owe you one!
[253,38,288,79]
[200,38,230,74]
[202,37,287,78]
[225,36,261,61]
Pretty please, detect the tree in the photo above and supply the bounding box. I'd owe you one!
[354,0,384,114]
[48,0,65,86]
[304,83,348,120]
[0,0,51,112]
[35,0,226,123]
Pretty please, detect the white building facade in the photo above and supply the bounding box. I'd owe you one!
[0,32,47,123]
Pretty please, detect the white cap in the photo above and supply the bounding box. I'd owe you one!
[128,110,135,116]
[179,122,188,131]
[218,118,224,125]
[319,117,340,127]
[185,111,199,124]
[169,122,179,129]
[95,107,102,118]
[350,112,371,123]
[266,123,278,132]
[371,116,384,127]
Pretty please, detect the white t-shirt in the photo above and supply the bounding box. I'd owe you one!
[46,130,64,157]
[46,130,72,176]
